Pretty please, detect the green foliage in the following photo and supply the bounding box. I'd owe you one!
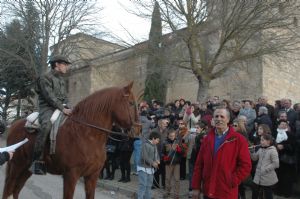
[0,19,36,121]
[143,1,167,103]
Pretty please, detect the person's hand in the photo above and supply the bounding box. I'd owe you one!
[277,144,284,150]
[192,189,200,199]
[152,162,159,168]
[172,144,178,150]
[8,151,14,160]
[63,108,72,116]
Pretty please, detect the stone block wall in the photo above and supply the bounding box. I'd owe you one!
[66,33,299,107]
[262,53,300,105]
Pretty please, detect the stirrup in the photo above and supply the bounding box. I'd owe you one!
[29,160,47,175]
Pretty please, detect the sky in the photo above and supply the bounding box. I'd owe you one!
[100,0,151,43]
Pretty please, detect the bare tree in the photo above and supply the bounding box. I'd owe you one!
[1,0,103,74]
[130,0,300,101]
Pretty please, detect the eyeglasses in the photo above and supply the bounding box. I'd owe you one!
[179,123,184,125]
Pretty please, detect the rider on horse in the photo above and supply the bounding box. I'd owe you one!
[29,55,72,175]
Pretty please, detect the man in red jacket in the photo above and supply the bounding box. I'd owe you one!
[192,107,251,199]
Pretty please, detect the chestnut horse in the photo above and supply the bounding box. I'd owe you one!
[2,82,140,199]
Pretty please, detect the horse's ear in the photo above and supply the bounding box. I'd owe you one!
[123,81,134,95]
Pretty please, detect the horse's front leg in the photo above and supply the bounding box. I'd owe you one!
[84,169,101,199]
[63,170,80,199]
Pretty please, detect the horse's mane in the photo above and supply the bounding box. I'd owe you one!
[72,86,122,122]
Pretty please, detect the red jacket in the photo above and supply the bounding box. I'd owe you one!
[191,127,251,199]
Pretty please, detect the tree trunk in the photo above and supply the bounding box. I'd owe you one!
[2,93,11,122]
[16,94,21,119]
[197,79,210,102]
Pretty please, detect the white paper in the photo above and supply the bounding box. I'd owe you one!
[0,138,29,152]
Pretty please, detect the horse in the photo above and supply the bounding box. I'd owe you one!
[2,81,141,199]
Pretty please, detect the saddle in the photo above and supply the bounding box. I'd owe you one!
[25,110,66,154]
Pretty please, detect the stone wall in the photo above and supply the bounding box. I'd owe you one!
[66,33,298,107]
[67,66,92,106]
[262,52,300,105]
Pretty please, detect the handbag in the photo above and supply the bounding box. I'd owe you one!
[106,144,116,153]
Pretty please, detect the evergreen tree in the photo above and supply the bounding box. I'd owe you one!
[0,20,35,121]
[143,1,167,103]
[22,0,42,75]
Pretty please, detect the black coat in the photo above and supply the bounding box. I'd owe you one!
[0,152,9,165]
[255,114,273,130]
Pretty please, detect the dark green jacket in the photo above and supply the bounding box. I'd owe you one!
[36,70,68,112]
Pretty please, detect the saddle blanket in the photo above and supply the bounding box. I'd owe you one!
[25,110,65,154]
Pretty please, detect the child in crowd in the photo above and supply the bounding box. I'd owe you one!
[250,134,279,199]
[137,131,160,199]
[162,129,185,199]
[250,124,272,150]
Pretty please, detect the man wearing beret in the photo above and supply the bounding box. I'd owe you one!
[29,55,72,175]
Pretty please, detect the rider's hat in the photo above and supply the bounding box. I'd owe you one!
[48,55,71,64]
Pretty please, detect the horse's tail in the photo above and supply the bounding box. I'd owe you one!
[2,119,34,199]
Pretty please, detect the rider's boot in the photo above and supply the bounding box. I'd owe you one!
[29,149,47,175]
[29,132,47,175]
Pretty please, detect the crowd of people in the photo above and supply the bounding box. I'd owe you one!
[101,95,300,199]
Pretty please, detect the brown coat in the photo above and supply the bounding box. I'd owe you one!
[251,145,279,186]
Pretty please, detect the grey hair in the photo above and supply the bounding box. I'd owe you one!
[259,106,268,114]
[214,107,230,119]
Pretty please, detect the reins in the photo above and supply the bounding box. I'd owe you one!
[70,117,130,142]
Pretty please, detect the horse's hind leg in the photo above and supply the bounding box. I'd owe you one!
[84,170,101,199]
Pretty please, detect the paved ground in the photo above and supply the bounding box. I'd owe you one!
[98,169,300,199]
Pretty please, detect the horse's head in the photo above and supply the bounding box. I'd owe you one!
[112,81,141,137]
[71,81,141,137]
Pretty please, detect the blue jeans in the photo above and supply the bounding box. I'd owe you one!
[133,139,142,172]
[138,170,153,199]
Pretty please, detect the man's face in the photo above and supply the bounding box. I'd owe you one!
[232,102,240,112]
[213,109,229,131]
[152,138,160,145]
[212,96,219,105]
[56,62,70,74]
[160,119,169,129]
[283,99,291,109]
[178,121,185,129]
[279,113,287,120]
[244,101,251,109]
[261,97,267,105]
[168,132,176,141]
